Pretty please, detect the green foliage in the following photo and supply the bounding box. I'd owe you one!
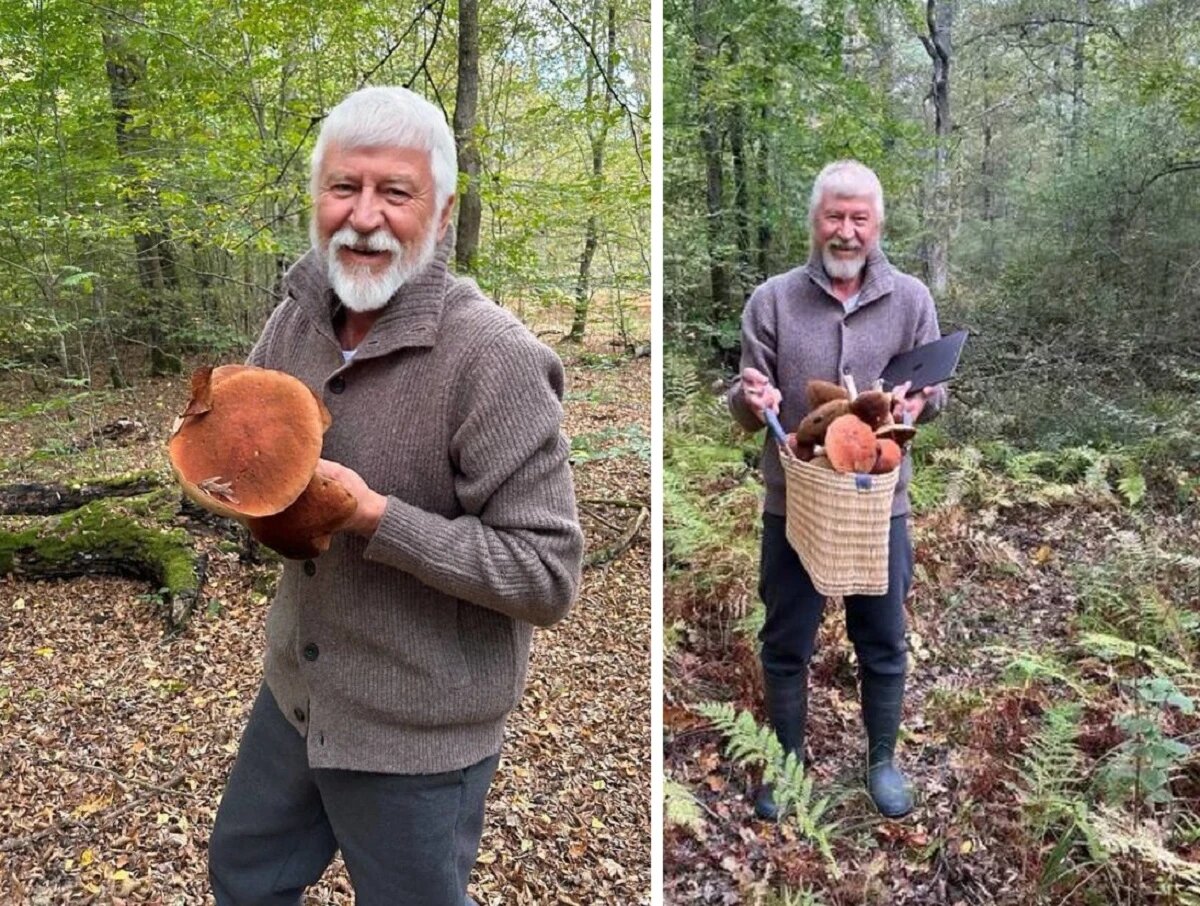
[571,424,650,463]
[760,887,829,906]
[998,649,1086,697]
[1098,677,1194,807]
[1017,703,1085,842]
[663,389,761,604]
[664,777,705,834]
[1074,539,1200,666]
[0,0,649,375]
[697,701,840,876]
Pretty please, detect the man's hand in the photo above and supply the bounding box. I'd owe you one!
[315,459,387,538]
[890,381,938,424]
[741,367,782,423]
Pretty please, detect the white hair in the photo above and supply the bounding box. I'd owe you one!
[808,160,885,227]
[310,86,458,207]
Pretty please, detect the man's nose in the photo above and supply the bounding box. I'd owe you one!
[836,217,855,239]
[349,188,383,233]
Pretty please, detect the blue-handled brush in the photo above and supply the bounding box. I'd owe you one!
[763,409,789,447]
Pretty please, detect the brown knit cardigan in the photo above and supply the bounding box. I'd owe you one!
[247,229,584,774]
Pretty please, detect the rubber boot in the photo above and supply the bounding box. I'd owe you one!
[860,670,913,818]
[753,671,808,820]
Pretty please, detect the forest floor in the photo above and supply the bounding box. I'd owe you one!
[664,447,1200,904]
[0,308,650,904]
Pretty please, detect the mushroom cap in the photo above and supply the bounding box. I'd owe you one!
[872,438,903,474]
[785,432,815,461]
[805,379,849,410]
[795,398,852,445]
[825,414,879,473]
[247,473,358,559]
[850,390,893,431]
[168,365,329,519]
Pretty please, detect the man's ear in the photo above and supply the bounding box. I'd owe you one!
[437,195,457,239]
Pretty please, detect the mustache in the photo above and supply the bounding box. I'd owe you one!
[826,239,864,251]
[329,226,402,254]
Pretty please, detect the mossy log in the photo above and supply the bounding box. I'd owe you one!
[0,471,161,516]
[0,496,205,634]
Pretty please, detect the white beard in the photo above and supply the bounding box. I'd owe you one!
[323,224,438,313]
[821,243,868,281]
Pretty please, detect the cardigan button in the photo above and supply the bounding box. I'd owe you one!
[330,376,346,394]
[303,560,316,577]
[303,643,319,662]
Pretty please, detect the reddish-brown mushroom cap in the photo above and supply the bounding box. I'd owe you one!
[247,473,358,559]
[805,379,849,410]
[872,438,903,474]
[850,390,893,431]
[795,398,852,445]
[168,365,328,519]
[825,414,878,473]
[784,432,815,461]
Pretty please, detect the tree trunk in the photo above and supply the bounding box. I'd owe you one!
[453,0,482,273]
[920,0,953,297]
[693,0,729,328]
[1070,0,1087,157]
[568,0,615,343]
[980,52,997,274]
[0,475,160,516]
[729,42,752,297]
[754,106,772,282]
[101,9,182,375]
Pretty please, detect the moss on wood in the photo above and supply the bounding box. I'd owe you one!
[0,470,163,516]
[0,495,202,632]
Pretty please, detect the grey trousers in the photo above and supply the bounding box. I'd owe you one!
[209,685,498,906]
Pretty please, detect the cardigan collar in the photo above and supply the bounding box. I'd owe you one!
[283,224,456,360]
[804,243,895,311]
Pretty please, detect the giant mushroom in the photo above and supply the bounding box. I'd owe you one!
[168,365,357,558]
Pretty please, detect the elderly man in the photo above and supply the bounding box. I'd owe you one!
[208,86,584,905]
[728,160,946,820]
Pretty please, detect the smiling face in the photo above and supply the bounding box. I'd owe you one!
[812,193,880,282]
[314,144,455,312]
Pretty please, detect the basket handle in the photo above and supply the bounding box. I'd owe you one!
[763,409,789,447]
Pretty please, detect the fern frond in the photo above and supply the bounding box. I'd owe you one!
[664,778,705,835]
[697,701,843,877]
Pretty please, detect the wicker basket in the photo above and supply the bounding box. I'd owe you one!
[779,450,899,596]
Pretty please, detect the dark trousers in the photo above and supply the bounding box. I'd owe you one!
[209,685,498,906]
[758,513,913,680]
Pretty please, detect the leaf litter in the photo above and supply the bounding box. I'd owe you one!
[665,479,1200,904]
[0,334,649,904]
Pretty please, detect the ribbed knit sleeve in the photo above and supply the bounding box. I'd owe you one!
[727,281,778,432]
[361,325,583,627]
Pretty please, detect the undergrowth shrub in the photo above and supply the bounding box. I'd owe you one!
[698,702,841,877]
[997,525,1200,904]
[664,370,763,620]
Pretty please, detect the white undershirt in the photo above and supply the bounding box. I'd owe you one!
[341,348,356,364]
